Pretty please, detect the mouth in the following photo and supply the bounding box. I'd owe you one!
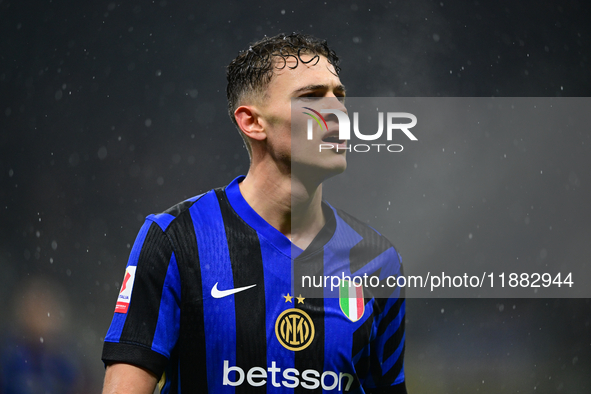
[321,135,346,144]
[321,128,347,144]
[320,130,348,151]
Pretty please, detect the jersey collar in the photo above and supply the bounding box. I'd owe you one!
[224,176,337,259]
[224,176,292,257]
[293,202,337,260]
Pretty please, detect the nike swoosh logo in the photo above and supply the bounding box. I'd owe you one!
[211,282,257,298]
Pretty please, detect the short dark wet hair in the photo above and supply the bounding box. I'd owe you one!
[226,32,341,155]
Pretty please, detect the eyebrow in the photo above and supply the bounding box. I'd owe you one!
[292,84,347,95]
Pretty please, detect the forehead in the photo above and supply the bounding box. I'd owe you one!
[267,54,341,93]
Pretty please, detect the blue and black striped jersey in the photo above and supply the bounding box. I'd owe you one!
[102,176,406,393]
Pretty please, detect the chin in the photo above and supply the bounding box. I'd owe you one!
[327,154,347,172]
[293,159,347,186]
[327,160,347,176]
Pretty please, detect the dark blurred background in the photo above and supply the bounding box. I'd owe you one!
[1,0,590,392]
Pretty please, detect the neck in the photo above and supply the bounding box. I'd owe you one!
[239,160,325,251]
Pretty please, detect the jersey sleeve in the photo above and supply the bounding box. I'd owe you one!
[364,256,407,394]
[101,219,181,377]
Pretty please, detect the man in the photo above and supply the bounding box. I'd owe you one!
[102,33,406,393]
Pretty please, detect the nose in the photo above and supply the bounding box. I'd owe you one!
[320,95,347,115]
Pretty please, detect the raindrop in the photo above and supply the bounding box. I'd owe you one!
[68,153,80,167]
[97,146,108,160]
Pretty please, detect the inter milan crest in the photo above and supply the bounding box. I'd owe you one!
[275,294,315,351]
[339,280,365,322]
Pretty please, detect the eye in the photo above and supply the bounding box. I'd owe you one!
[297,92,321,101]
[333,93,346,104]
[300,91,321,98]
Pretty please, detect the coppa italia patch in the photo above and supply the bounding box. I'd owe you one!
[115,266,136,313]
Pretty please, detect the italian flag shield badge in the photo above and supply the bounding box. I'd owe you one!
[339,280,365,322]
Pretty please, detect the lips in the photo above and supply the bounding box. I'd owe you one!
[320,128,348,150]
[322,135,346,144]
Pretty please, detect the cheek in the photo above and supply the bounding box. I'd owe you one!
[292,112,310,131]
[264,102,292,126]
[266,124,292,156]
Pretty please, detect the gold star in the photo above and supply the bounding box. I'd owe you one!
[296,294,305,304]
[283,293,293,303]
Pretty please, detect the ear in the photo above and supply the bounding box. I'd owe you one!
[234,105,266,142]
